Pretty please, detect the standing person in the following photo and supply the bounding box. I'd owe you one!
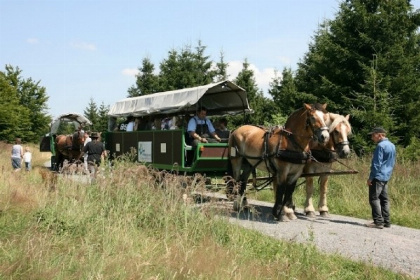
[366,127,396,229]
[80,132,107,174]
[83,131,92,171]
[187,107,221,146]
[23,147,32,171]
[11,138,24,171]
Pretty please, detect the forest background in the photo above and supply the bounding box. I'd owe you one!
[2,0,420,159]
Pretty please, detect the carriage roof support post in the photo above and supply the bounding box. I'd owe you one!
[50,135,56,156]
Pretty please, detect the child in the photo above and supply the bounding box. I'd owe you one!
[23,147,32,171]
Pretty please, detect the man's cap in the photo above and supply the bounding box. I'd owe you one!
[368,127,386,135]
[91,132,99,138]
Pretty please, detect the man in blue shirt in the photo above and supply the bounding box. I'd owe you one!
[187,107,221,146]
[366,127,396,229]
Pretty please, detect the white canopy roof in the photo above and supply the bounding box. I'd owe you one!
[50,113,92,134]
[108,80,252,118]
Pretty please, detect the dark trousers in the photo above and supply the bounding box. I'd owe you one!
[369,180,390,225]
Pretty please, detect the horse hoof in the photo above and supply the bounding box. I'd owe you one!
[306,211,316,218]
[287,212,297,220]
[320,211,329,218]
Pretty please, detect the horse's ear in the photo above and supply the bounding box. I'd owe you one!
[322,103,327,110]
[303,103,311,110]
[345,114,350,120]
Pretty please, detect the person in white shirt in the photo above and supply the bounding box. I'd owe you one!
[11,138,24,171]
[126,116,135,132]
[23,147,32,171]
[83,131,92,171]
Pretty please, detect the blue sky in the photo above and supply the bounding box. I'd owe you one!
[1,0,419,119]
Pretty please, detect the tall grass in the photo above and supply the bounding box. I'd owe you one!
[0,142,415,279]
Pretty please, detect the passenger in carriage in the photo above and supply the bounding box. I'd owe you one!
[187,107,221,146]
[135,116,152,131]
[152,118,162,130]
[118,119,129,131]
[125,116,135,132]
[215,117,230,140]
[161,115,172,130]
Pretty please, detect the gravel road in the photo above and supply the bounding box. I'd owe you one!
[204,193,420,278]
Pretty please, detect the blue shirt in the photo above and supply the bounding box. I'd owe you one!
[369,138,396,182]
[187,116,216,134]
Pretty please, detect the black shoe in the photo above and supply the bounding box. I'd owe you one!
[384,223,391,228]
[365,222,383,229]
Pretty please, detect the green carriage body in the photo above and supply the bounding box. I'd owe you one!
[105,80,251,176]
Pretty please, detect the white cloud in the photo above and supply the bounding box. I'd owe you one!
[26,38,39,44]
[122,68,139,76]
[226,60,277,95]
[70,41,97,51]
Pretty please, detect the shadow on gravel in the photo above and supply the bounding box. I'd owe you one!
[328,219,365,227]
[230,204,278,224]
[227,202,368,227]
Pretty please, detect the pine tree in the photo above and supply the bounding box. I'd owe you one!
[158,41,216,91]
[294,0,420,147]
[97,102,110,134]
[234,59,275,125]
[127,57,159,97]
[84,98,99,131]
[1,65,49,142]
[214,51,229,82]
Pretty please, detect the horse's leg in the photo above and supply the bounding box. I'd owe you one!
[232,160,253,211]
[304,176,317,218]
[272,174,287,221]
[56,153,63,172]
[283,181,298,220]
[226,156,243,199]
[318,175,330,217]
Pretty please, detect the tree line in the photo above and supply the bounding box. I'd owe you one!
[1,0,420,159]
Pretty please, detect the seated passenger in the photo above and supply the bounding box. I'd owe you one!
[136,117,152,131]
[161,116,172,130]
[152,118,161,130]
[125,116,135,132]
[187,107,221,146]
[215,117,230,140]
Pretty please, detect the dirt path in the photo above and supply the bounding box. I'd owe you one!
[203,193,420,278]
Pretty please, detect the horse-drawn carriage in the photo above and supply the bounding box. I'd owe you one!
[39,113,92,171]
[105,80,356,220]
[105,80,252,177]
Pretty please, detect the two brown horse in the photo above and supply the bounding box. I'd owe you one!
[303,113,352,217]
[54,130,85,171]
[227,103,330,221]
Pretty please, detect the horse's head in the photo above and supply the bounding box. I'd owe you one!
[72,130,85,150]
[304,103,330,145]
[328,113,352,158]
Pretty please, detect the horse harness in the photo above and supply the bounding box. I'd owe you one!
[60,131,84,152]
[231,125,314,175]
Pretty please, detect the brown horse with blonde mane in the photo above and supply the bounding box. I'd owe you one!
[303,113,352,217]
[227,103,330,221]
[54,130,85,171]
